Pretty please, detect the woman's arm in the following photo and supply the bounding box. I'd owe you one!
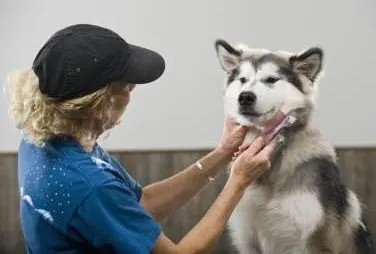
[152,180,245,254]
[151,137,274,254]
[140,117,250,221]
[140,147,231,221]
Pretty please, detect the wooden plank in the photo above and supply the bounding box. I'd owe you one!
[336,148,376,247]
[0,154,25,254]
[0,148,375,253]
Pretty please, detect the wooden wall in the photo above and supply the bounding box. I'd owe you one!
[0,148,375,253]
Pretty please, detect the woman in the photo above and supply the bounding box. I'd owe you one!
[8,24,275,254]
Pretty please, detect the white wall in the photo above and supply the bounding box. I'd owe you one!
[1,0,375,152]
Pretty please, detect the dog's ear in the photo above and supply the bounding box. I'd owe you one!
[215,39,242,72]
[290,47,323,82]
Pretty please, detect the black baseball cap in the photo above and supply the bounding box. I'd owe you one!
[32,24,165,101]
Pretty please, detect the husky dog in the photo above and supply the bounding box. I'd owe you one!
[214,39,374,254]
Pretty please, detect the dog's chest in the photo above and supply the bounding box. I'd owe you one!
[228,184,306,253]
[228,185,271,252]
[229,185,272,224]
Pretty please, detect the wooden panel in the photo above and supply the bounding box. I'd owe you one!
[0,148,375,253]
[336,149,376,245]
[0,154,24,254]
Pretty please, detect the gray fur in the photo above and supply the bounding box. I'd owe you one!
[214,39,374,254]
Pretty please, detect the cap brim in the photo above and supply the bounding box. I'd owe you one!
[121,44,165,84]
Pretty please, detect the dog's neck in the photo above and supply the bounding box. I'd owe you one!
[250,116,336,190]
[226,117,335,190]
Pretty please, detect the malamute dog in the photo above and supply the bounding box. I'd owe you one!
[214,39,374,254]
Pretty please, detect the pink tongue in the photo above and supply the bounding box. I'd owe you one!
[256,110,288,143]
[262,111,286,133]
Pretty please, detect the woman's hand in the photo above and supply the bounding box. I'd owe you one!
[216,116,250,156]
[229,137,275,190]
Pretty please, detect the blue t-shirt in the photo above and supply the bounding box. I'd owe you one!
[17,136,161,254]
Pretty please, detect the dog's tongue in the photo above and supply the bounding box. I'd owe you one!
[262,111,286,134]
[257,110,296,144]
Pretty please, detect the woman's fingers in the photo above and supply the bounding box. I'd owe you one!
[256,142,275,159]
[233,134,270,159]
[250,142,275,168]
[241,137,266,157]
[232,136,267,161]
[232,150,243,160]
[229,138,276,187]
[238,142,251,152]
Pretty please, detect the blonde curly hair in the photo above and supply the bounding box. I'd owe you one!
[7,69,119,152]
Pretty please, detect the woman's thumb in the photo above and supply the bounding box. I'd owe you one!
[236,125,249,135]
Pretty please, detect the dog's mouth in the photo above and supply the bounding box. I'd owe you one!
[239,107,276,121]
[240,106,297,143]
[257,111,297,143]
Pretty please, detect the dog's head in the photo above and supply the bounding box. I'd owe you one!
[214,39,324,128]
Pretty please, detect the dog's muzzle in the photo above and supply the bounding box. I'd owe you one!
[238,91,260,116]
[238,91,256,107]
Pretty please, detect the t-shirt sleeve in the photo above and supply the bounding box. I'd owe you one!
[69,179,161,254]
[111,158,143,201]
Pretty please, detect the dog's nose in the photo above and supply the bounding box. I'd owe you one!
[238,91,256,106]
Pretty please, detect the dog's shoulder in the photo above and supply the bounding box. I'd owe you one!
[294,156,348,215]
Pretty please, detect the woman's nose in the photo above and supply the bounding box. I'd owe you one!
[123,84,136,92]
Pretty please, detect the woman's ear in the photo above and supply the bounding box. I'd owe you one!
[290,47,324,82]
[214,39,242,73]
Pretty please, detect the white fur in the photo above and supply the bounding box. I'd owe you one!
[345,190,364,233]
[239,61,255,78]
[229,189,324,254]
[228,185,267,253]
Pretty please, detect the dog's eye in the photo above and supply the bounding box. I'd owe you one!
[239,77,248,84]
[264,76,280,84]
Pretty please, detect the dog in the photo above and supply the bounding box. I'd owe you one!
[214,39,374,254]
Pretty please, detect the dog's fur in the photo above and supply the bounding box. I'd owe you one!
[214,39,374,254]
